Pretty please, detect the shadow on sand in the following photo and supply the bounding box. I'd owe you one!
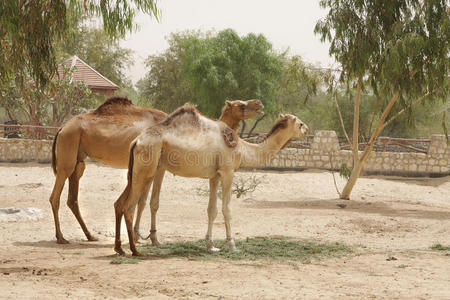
[246,198,450,220]
[14,240,113,249]
[366,175,450,188]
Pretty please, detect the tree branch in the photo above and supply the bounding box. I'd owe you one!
[332,91,351,146]
[247,114,266,138]
[381,87,440,131]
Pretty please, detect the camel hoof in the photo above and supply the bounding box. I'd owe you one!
[87,236,99,242]
[132,251,145,257]
[56,238,70,244]
[151,239,161,247]
[208,247,221,253]
[114,247,126,256]
[231,247,240,253]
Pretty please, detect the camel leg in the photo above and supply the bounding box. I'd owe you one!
[49,172,70,244]
[149,168,165,247]
[205,176,220,252]
[115,141,162,255]
[133,181,152,243]
[67,161,97,241]
[124,201,143,256]
[114,182,147,255]
[120,176,154,256]
[221,172,238,252]
[114,184,131,255]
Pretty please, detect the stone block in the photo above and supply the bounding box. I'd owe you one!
[438,160,448,166]
[409,164,417,172]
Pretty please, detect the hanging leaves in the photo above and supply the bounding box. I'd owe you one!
[0,0,158,89]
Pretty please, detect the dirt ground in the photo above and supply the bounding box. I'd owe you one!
[0,162,449,299]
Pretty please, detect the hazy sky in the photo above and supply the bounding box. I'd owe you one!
[121,0,334,84]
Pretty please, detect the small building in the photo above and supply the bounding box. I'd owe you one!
[58,56,119,97]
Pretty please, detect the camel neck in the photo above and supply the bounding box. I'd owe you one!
[239,131,291,168]
[219,113,240,132]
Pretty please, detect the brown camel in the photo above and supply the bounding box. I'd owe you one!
[113,104,309,256]
[49,97,263,244]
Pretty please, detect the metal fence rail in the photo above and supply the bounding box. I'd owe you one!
[0,124,59,140]
[340,137,431,153]
[0,124,434,154]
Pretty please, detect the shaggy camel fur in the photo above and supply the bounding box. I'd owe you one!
[49,97,263,244]
[114,104,309,256]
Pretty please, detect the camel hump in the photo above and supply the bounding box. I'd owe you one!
[93,97,133,115]
[161,103,199,126]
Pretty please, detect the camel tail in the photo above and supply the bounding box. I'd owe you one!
[51,128,62,175]
[127,141,137,183]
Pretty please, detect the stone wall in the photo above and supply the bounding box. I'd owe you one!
[0,138,52,163]
[263,131,450,176]
[0,131,449,176]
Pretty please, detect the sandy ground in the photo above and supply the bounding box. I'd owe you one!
[0,162,449,299]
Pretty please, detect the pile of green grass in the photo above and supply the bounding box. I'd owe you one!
[431,243,450,251]
[135,237,352,263]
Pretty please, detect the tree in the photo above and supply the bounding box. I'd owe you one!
[315,0,449,199]
[0,66,92,130]
[275,56,323,112]
[59,26,134,88]
[137,29,284,118]
[0,0,158,90]
[180,29,283,117]
[57,6,135,89]
[137,32,195,112]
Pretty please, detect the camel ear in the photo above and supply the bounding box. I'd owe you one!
[279,113,286,119]
[226,100,232,106]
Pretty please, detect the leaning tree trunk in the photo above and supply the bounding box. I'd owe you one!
[340,90,400,199]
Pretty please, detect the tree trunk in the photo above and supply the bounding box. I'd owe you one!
[247,114,266,138]
[239,120,246,138]
[352,78,362,166]
[340,90,400,200]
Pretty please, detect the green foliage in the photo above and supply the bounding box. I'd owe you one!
[275,56,324,112]
[0,0,158,89]
[339,163,352,180]
[315,0,449,107]
[431,243,450,251]
[138,237,352,263]
[137,32,195,112]
[138,29,284,117]
[180,29,283,117]
[110,257,143,264]
[58,27,134,88]
[0,66,92,127]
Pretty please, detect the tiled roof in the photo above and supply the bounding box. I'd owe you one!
[58,56,119,90]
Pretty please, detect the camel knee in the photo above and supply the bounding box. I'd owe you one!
[67,198,78,210]
[207,206,218,220]
[150,201,159,212]
[73,161,86,179]
[114,200,124,215]
[222,207,231,220]
[49,196,60,210]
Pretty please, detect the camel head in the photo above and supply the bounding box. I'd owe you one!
[273,114,310,141]
[224,99,264,120]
